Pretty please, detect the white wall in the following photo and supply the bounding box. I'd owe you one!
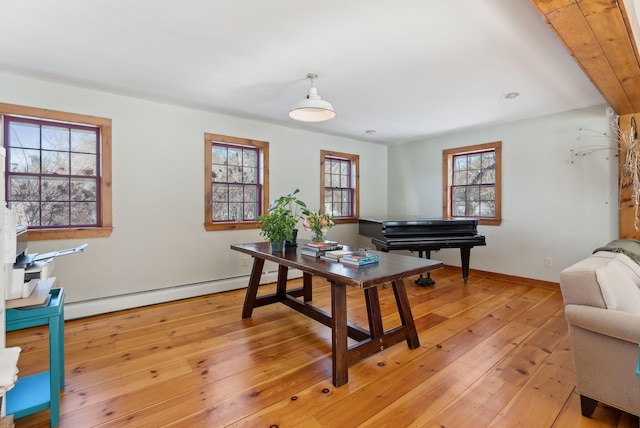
[385,105,618,282]
[0,71,619,316]
[0,72,389,317]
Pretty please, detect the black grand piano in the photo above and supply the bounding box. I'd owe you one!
[359,217,486,286]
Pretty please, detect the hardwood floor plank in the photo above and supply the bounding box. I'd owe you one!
[61,359,193,410]
[420,317,575,427]
[356,321,537,427]
[6,267,638,428]
[486,335,575,427]
[311,315,537,426]
[124,356,332,427]
[64,339,331,426]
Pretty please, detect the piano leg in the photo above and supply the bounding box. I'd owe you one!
[460,247,471,284]
[415,250,436,287]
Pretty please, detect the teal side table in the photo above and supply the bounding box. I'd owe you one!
[5,288,64,428]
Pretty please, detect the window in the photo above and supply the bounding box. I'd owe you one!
[0,103,112,240]
[204,133,269,231]
[442,141,501,226]
[321,150,359,223]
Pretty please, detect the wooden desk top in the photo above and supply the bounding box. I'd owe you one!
[231,241,443,289]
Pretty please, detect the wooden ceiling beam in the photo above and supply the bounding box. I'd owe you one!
[529,0,640,114]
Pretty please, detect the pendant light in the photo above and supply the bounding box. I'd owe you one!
[289,73,336,122]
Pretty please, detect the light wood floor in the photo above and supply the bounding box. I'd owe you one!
[6,266,640,427]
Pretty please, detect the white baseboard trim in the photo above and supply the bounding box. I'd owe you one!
[64,269,302,320]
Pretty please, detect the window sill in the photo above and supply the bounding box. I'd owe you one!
[333,217,359,225]
[205,221,262,231]
[478,218,502,226]
[28,227,113,241]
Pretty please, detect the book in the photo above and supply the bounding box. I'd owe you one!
[339,251,379,266]
[300,248,324,257]
[305,241,340,249]
[322,249,353,259]
[302,243,342,252]
[341,253,379,263]
[340,257,379,267]
[306,240,338,246]
[320,251,353,262]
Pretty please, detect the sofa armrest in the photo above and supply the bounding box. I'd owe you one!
[565,304,640,344]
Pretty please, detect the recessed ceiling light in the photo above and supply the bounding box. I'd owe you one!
[501,92,520,100]
[365,129,376,134]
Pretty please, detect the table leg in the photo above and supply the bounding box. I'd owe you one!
[331,281,348,387]
[59,300,65,388]
[242,257,266,318]
[364,287,384,338]
[276,264,289,299]
[391,279,420,349]
[303,272,313,302]
[49,315,61,427]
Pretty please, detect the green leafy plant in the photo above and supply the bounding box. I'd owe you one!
[261,189,310,247]
[268,188,308,222]
[257,206,297,248]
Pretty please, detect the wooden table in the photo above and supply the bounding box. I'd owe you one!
[230,241,443,387]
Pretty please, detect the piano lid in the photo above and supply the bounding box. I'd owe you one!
[359,217,481,239]
[358,217,478,226]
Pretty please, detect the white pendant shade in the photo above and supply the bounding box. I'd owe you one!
[289,74,336,123]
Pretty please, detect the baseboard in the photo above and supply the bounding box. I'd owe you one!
[64,266,557,320]
[64,269,303,320]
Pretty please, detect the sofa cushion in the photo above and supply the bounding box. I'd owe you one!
[596,252,640,313]
[560,251,640,314]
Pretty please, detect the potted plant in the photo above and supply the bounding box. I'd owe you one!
[256,206,297,252]
[266,189,308,247]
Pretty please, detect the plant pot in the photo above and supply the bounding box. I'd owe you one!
[270,240,285,253]
[285,229,298,247]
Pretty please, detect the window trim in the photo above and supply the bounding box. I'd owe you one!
[442,141,502,226]
[320,150,359,224]
[204,133,269,231]
[0,102,113,240]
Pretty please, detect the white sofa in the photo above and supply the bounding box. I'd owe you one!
[560,249,640,417]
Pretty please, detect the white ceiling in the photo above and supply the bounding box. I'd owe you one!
[0,0,606,145]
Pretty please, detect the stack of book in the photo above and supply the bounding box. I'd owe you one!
[339,251,379,266]
[300,241,343,258]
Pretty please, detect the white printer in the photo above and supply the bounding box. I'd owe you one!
[3,208,86,300]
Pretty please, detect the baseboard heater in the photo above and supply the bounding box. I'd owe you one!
[64,268,302,320]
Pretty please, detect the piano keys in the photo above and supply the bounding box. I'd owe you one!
[358,217,486,286]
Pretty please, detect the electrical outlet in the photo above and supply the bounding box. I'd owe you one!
[544,257,553,267]
[242,257,249,266]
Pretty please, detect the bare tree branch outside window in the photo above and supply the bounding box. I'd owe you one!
[451,151,496,218]
[5,117,100,228]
